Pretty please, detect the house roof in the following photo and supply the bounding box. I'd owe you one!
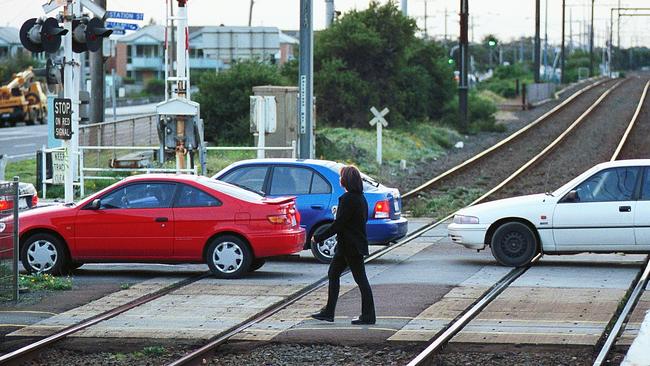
[117,24,165,43]
[0,27,20,46]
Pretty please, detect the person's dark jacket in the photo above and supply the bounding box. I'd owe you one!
[314,191,369,256]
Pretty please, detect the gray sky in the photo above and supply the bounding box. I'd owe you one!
[3,0,650,47]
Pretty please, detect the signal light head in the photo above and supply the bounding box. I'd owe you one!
[72,17,112,53]
[20,17,68,53]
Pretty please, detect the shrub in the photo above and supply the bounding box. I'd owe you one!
[143,79,164,96]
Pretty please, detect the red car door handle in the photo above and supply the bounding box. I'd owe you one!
[155,217,169,222]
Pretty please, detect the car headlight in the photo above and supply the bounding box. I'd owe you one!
[0,223,5,232]
[453,215,479,224]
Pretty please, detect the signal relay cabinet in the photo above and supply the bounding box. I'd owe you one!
[252,86,315,158]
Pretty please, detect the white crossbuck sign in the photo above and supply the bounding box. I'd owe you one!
[369,106,389,165]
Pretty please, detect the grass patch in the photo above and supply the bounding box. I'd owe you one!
[19,273,72,291]
[120,283,131,290]
[134,346,167,358]
[408,186,484,218]
[4,159,37,186]
[316,123,460,176]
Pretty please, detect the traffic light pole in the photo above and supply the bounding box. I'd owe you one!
[89,0,106,124]
[62,1,81,204]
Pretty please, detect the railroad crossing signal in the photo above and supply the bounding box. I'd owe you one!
[19,17,68,53]
[72,17,113,53]
[369,106,389,165]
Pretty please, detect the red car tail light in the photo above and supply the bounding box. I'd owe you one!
[268,214,289,225]
[0,199,13,211]
[31,195,38,208]
[373,199,390,219]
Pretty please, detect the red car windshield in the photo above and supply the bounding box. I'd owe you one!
[197,177,263,203]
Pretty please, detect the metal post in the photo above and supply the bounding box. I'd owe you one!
[401,0,407,16]
[609,9,614,77]
[325,0,334,28]
[63,2,77,204]
[248,0,254,27]
[299,0,314,159]
[543,0,548,81]
[90,0,106,124]
[12,176,19,302]
[590,0,595,76]
[111,69,117,121]
[560,0,566,84]
[459,0,469,132]
[534,0,541,83]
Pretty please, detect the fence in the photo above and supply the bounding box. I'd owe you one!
[79,114,159,149]
[0,177,19,302]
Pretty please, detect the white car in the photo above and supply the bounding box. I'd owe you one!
[448,159,650,266]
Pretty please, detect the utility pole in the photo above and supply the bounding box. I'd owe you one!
[89,0,106,124]
[299,0,314,159]
[543,0,548,81]
[423,0,428,39]
[248,0,254,27]
[325,0,334,28]
[534,0,541,83]
[590,0,595,76]
[459,0,469,132]
[560,0,566,84]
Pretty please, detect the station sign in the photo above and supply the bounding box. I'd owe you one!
[53,98,72,140]
[106,11,144,21]
[106,21,139,31]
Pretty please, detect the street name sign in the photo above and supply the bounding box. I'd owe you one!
[106,21,139,31]
[106,11,144,21]
[53,98,72,140]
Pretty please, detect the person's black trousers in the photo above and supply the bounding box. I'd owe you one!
[323,251,375,320]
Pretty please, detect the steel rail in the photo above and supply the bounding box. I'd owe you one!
[593,259,650,366]
[593,78,650,366]
[168,80,627,366]
[408,79,628,366]
[610,80,650,161]
[0,272,211,365]
[403,77,609,200]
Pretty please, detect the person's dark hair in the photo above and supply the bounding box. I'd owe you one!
[340,165,363,193]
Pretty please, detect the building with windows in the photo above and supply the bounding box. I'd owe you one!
[0,27,22,59]
[111,25,298,86]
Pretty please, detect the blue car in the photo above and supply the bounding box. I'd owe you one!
[213,159,408,263]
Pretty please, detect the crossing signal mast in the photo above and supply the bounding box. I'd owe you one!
[156,0,205,174]
[20,0,112,204]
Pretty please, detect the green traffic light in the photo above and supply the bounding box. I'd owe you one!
[448,59,454,65]
[488,40,497,47]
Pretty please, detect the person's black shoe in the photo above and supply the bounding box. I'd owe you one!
[310,311,334,322]
[351,316,376,325]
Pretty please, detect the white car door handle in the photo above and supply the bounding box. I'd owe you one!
[619,206,631,212]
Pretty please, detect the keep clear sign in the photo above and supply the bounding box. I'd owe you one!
[52,149,67,185]
[54,98,72,140]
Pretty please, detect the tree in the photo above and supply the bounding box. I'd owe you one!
[194,61,289,143]
[313,1,455,127]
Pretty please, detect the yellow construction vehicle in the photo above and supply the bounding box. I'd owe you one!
[0,67,47,127]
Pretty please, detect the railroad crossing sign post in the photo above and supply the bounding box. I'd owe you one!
[369,106,389,165]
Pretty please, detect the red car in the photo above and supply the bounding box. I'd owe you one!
[0,174,305,278]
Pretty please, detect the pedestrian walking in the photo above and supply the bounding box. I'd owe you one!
[310,165,376,325]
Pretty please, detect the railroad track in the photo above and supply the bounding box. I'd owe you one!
[407,77,650,365]
[3,76,644,365]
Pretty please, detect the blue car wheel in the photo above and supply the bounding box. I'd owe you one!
[311,223,336,264]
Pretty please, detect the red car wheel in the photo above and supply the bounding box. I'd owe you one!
[206,235,253,279]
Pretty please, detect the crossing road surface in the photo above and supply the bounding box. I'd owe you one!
[0,103,158,162]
